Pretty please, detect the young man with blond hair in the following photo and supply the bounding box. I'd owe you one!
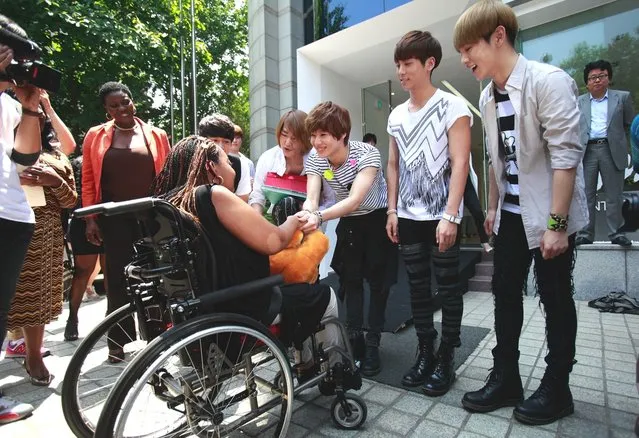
[453,0,588,425]
[386,30,472,396]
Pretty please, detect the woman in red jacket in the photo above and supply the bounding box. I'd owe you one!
[80,81,170,362]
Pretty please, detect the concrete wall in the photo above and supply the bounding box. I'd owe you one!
[526,245,639,300]
[248,0,304,160]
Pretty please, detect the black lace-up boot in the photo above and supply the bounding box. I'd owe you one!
[422,342,456,396]
[401,338,435,387]
[514,369,573,425]
[462,357,523,412]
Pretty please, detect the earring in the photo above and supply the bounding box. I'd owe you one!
[105,112,112,121]
[216,175,224,185]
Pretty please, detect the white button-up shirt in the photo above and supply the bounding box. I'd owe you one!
[249,145,335,210]
[589,90,608,139]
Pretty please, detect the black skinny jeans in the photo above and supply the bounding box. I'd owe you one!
[0,218,34,346]
[333,210,395,346]
[464,176,489,244]
[398,218,463,347]
[492,211,577,376]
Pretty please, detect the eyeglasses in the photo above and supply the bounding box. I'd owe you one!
[588,73,608,82]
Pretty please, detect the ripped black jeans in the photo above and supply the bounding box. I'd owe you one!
[492,211,577,377]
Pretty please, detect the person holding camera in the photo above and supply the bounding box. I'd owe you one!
[0,14,43,425]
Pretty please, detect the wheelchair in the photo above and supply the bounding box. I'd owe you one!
[61,197,367,437]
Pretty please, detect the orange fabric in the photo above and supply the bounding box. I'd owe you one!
[81,117,170,208]
[269,230,329,284]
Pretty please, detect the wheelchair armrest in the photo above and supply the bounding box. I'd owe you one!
[198,275,284,309]
[74,197,155,218]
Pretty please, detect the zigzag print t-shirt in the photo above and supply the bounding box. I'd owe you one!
[387,89,473,221]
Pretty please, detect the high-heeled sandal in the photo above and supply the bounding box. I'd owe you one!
[22,361,54,387]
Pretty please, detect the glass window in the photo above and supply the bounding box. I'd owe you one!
[521,0,639,105]
[304,0,412,44]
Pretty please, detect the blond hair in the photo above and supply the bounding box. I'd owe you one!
[453,0,518,51]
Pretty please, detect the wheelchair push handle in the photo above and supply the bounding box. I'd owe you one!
[74,197,156,218]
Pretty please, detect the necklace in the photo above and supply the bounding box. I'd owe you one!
[114,122,137,131]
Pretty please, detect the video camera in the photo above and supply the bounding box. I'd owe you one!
[0,27,61,93]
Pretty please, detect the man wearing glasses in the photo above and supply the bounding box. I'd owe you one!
[576,60,635,247]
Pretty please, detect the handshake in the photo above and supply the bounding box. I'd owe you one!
[294,209,324,233]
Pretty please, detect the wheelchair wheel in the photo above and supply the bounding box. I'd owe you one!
[330,393,367,430]
[61,300,167,438]
[95,313,295,438]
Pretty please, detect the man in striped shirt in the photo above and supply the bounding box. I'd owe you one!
[299,101,396,377]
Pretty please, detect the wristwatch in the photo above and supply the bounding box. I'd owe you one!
[442,212,462,225]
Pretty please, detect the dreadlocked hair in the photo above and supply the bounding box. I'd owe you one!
[152,135,200,196]
[168,136,221,218]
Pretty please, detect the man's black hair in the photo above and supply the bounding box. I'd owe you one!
[583,60,613,84]
[197,114,235,141]
[99,81,133,105]
[363,133,377,144]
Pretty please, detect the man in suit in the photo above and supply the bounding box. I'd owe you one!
[577,60,635,247]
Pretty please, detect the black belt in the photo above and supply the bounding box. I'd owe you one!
[588,138,608,145]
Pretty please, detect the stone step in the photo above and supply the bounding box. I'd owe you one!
[474,262,494,277]
[468,275,492,292]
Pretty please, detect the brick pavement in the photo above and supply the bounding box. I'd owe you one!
[1,292,638,437]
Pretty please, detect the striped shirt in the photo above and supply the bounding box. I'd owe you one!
[495,88,520,214]
[306,141,387,216]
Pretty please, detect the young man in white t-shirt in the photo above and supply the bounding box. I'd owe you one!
[0,14,43,425]
[386,30,471,397]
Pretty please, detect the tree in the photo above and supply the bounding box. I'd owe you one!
[312,0,348,41]
[2,0,250,154]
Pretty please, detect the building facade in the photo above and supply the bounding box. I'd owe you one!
[249,0,639,243]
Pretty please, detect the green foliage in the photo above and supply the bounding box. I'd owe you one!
[2,0,249,148]
[312,0,348,41]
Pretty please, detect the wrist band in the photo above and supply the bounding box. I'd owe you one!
[547,213,569,232]
[386,209,397,216]
[21,107,41,117]
[313,210,324,226]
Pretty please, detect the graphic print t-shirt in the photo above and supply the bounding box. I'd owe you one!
[494,88,520,215]
[305,141,387,217]
[387,89,473,221]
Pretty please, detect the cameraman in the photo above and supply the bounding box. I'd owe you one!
[0,14,42,425]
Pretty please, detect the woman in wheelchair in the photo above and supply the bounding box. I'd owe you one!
[160,136,341,375]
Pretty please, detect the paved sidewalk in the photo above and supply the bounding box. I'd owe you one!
[1,291,638,437]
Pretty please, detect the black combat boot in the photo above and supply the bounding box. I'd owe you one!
[422,342,456,396]
[462,358,523,412]
[401,338,435,387]
[514,370,574,425]
[362,344,381,377]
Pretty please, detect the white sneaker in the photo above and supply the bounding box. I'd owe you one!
[482,242,494,253]
[0,395,33,424]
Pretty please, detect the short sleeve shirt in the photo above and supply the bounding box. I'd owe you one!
[305,141,387,216]
[387,89,472,221]
[0,93,35,223]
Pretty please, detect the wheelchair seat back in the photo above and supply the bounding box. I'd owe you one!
[129,200,217,300]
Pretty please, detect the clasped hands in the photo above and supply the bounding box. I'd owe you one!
[295,210,320,233]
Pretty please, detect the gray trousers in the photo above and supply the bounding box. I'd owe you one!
[579,141,625,240]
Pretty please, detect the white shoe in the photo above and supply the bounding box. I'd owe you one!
[82,286,101,302]
[0,395,33,424]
